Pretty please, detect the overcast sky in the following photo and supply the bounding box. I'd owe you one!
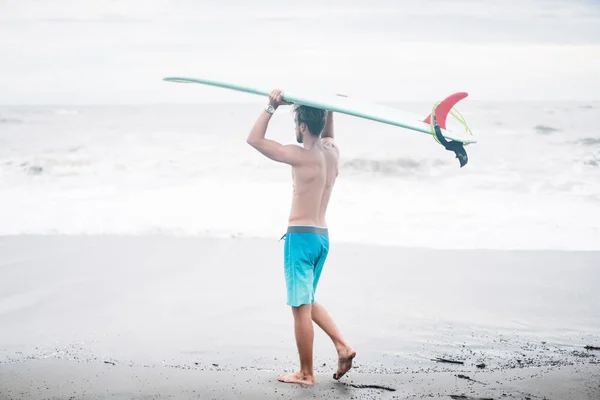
[1,0,599,104]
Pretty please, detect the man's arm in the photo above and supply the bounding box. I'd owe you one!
[322,93,347,141]
[246,89,307,166]
[321,111,334,139]
[246,109,306,165]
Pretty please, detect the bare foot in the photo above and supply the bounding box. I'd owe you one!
[334,347,356,380]
[278,371,315,385]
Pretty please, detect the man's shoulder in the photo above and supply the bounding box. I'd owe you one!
[287,144,321,168]
[284,143,310,154]
[321,137,339,154]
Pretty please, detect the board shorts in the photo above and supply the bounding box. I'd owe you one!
[281,225,330,307]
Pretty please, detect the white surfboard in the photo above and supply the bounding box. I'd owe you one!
[163,76,476,145]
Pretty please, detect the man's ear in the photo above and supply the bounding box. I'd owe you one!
[300,122,307,133]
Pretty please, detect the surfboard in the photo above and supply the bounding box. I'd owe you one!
[163,76,476,145]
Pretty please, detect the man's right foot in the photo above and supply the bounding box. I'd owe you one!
[278,370,315,385]
[333,346,356,380]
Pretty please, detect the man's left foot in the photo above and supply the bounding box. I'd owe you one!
[278,371,315,385]
[333,347,356,380]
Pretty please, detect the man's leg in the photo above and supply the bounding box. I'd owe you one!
[278,304,315,385]
[312,302,356,380]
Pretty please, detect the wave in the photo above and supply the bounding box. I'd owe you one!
[52,109,79,115]
[3,160,44,175]
[4,153,93,177]
[584,157,599,167]
[25,165,44,175]
[342,157,447,175]
[0,118,23,124]
[577,137,600,146]
[534,125,560,134]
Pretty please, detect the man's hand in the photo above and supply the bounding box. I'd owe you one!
[269,89,293,110]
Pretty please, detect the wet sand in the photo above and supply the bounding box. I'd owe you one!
[2,359,599,399]
[0,235,599,399]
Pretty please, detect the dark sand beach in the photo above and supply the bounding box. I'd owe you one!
[1,236,599,399]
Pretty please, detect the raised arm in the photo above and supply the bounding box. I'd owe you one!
[321,111,334,139]
[322,93,348,140]
[246,89,308,166]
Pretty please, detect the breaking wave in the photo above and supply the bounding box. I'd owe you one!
[0,118,23,124]
[341,157,448,175]
[577,137,600,146]
[534,125,560,134]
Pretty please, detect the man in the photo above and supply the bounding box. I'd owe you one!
[246,90,356,385]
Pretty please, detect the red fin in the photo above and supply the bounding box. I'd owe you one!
[423,92,468,130]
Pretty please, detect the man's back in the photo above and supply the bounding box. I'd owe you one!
[288,138,339,227]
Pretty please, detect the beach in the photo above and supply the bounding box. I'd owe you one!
[1,235,598,399]
[1,0,600,398]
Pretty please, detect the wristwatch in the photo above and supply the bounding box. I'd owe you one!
[265,104,275,114]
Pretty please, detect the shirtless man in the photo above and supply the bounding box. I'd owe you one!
[246,89,356,385]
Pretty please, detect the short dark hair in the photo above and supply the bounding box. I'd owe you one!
[293,105,327,137]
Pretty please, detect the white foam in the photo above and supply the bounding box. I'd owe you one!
[1,102,599,250]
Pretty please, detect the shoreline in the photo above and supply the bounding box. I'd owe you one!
[3,232,600,252]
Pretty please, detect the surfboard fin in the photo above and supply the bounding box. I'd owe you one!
[423,92,468,130]
[424,92,470,167]
[432,116,468,167]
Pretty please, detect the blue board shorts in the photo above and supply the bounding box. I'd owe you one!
[281,225,330,307]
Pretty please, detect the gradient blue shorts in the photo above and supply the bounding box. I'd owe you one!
[282,225,330,307]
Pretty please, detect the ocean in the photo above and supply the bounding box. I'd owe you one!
[1,0,600,250]
[1,101,599,249]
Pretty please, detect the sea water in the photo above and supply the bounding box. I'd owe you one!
[1,101,599,250]
[1,0,599,250]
